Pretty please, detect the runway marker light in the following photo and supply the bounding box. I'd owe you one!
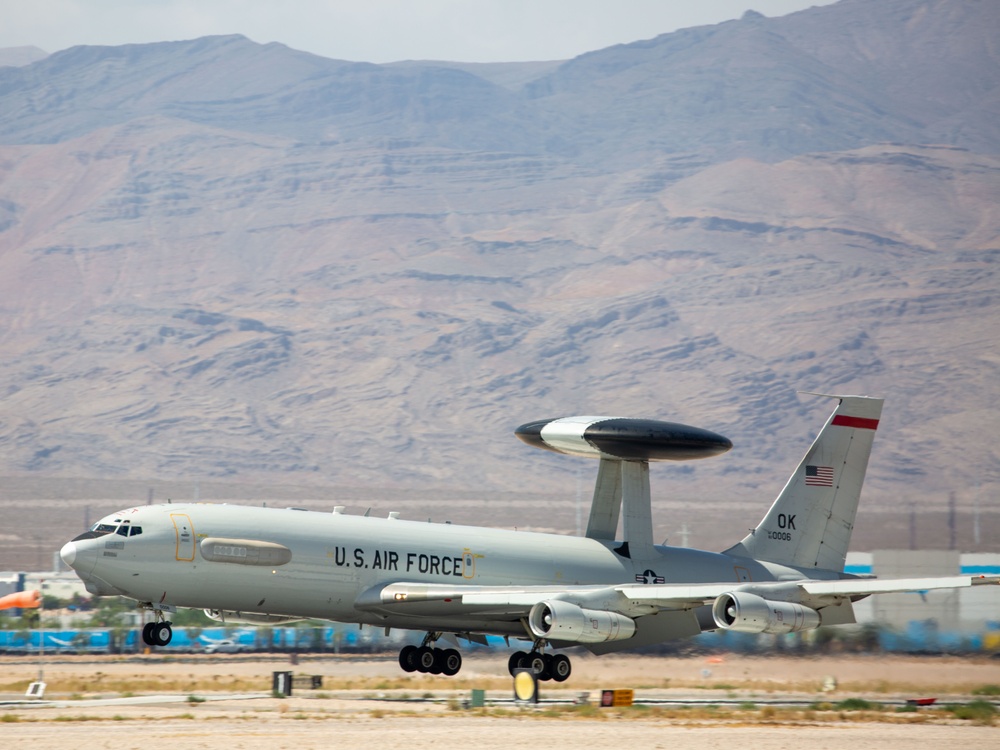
[512,668,538,704]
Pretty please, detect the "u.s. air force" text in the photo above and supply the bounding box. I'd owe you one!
[327,547,468,576]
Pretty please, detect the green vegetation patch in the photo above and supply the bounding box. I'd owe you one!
[946,700,996,725]
[836,698,876,711]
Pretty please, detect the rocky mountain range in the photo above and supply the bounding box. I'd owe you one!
[0,0,998,568]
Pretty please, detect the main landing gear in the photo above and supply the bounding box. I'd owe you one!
[508,649,572,682]
[395,634,572,682]
[398,633,462,675]
[141,612,173,647]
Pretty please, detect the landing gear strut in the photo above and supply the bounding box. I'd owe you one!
[398,633,462,676]
[508,646,571,682]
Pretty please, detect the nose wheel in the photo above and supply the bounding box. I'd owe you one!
[141,618,173,647]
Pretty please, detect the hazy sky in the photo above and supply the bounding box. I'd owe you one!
[1,0,838,63]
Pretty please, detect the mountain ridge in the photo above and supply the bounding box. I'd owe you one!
[0,0,997,569]
[2,1,997,159]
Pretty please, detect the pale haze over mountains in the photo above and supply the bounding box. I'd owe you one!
[0,0,998,568]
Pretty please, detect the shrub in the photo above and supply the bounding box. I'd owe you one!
[836,698,874,711]
[948,700,996,725]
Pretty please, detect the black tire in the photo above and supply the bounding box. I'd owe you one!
[550,654,572,682]
[398,645,418,672]
[508,651,525,676]
[416,646,436,673]
[441,649,462,676]
[142,622,155,646]
[538,653,554,681]
[526,652,546,676]
[153,622,172,647]
[428,648,445,674]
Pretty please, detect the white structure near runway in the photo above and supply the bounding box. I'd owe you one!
[846,551,1000,630]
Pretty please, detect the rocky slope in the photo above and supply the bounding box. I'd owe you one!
[0,0,997,568]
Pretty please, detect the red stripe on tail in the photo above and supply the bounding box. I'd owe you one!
[832,415,879,430]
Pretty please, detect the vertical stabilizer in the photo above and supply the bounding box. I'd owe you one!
[723,395,883,572]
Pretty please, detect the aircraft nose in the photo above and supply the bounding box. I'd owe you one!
[60,541,77,568]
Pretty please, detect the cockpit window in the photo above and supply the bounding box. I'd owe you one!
[116,524,129,536]
[72,522,119,542]
[129,526,143,536]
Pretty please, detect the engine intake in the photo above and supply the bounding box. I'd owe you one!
[528,599,636,643]
[712,592,820,634]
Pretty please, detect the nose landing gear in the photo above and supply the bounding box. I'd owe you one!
[141,610,173,647]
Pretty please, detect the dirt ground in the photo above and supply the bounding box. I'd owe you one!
[2,653,999,749]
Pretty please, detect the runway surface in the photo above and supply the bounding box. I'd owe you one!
[1,652,997,749]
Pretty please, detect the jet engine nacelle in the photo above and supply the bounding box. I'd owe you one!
[204,609,303,626]
[528,599,636,643]
[711,592,821,634]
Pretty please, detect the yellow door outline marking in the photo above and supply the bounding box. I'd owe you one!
[171,513,195,561]
[462,549,484,579]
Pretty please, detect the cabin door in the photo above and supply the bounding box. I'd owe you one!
[171,514,195,561]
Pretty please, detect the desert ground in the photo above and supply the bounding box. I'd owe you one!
[1,652,998,749]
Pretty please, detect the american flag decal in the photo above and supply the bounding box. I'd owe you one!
[805,465,834,487]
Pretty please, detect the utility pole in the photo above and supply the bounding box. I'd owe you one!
[679,523,691,548]
[973,484,981,547]
[27,581,46,699]
[38,579,44,684]
[948,492,956,551]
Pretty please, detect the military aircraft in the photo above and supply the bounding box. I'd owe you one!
[60,395,997,681]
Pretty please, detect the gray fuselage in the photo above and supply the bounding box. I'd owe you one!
[67,502,821,635]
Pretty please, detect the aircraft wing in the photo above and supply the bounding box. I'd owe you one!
[355,582,612,616]
[358,574,1000,618]
[619,574,1000,608]
[797,575,1000,596]
[357,581,731,612]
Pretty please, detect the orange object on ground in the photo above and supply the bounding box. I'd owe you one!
[0,589,40,609]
